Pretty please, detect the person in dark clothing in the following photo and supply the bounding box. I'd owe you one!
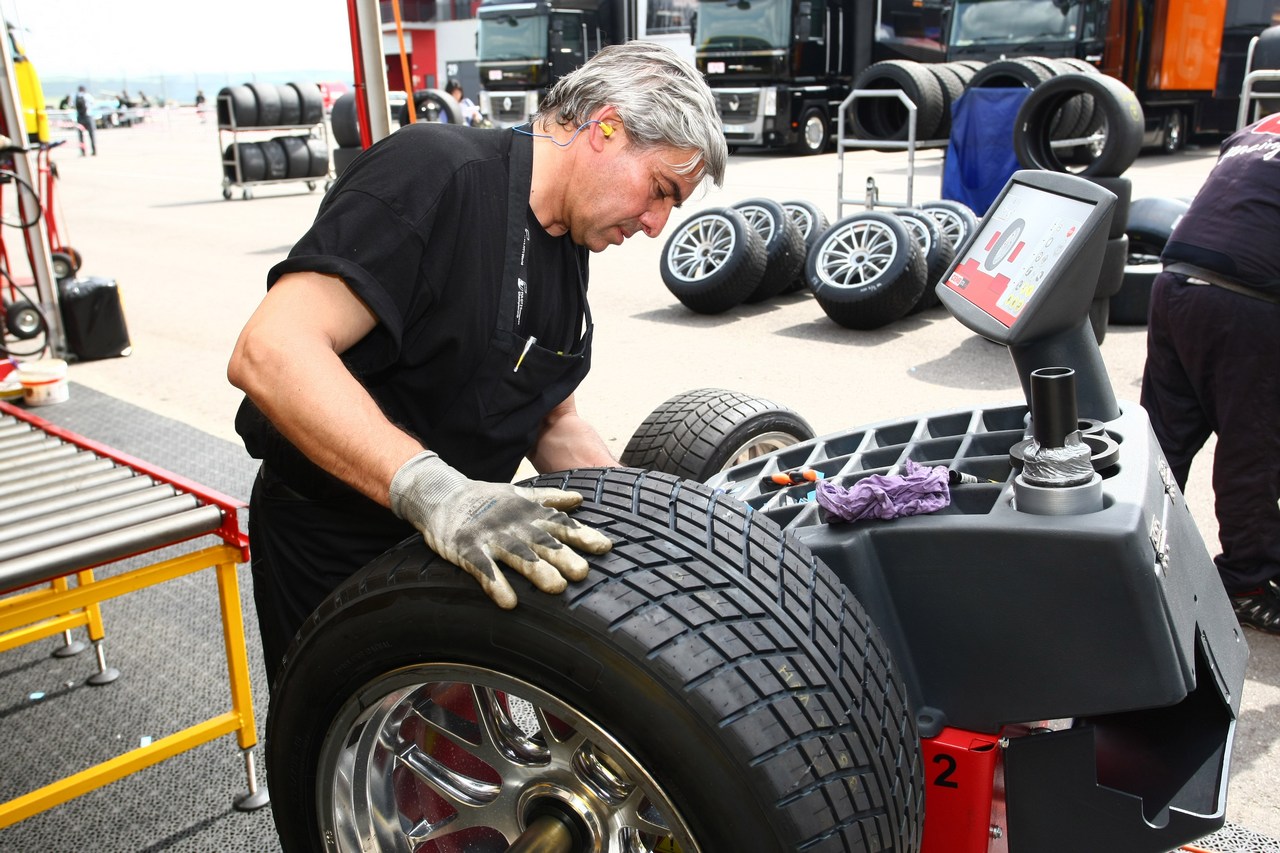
[1141,113,1280,635]
[227,42,727,684]
[73,85,96,156]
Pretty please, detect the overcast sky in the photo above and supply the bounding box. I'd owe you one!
[2,0,354,79]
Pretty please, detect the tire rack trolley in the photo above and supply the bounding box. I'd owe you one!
[0,400,267,827]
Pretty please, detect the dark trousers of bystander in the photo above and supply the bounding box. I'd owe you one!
[1141,271,1280,593]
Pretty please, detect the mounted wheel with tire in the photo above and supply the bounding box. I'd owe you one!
[266,467,924,853]
[807,211,928,329]
[919,199,978,255]
[621,387,815,481]
[660,207,766,314]
[732,197,807,302]
[781,200,829,293]
[893,207,955,311]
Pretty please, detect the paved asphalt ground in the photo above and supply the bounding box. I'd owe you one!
[5,108,1278,844]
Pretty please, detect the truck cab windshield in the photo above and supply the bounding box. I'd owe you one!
[479,11,548,61]
[697,0,791,52]
[950,0,1081,47]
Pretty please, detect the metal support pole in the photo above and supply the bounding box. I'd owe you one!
[0,11,67,357]
[351,0,393,146]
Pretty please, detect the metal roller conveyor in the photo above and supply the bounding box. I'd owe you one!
[0,483,179,545]
[0,457,118,500]
[0,447,97,485]
[0,493,199,561]
[0,435,62,461]
[0,475,158,528]
[0,467,136,513]
[0,503,225,592]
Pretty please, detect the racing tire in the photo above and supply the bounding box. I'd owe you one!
[276,135,312,179]
[332,145,362,177]
[894,207,955,311]
[248,82,282,127]
[329,91,362,148]
[260,139,289,180]
[266,467,924,853]
[291,82,325,125]
[732,198,807,302]
[1126,196,1189,255]
[216,85,257,127]
[1080,176,1131,238]
[806,211,928,330]
[397,88,463,126]
[620,388,816,481]
[924,63,967,138]
[223,142,266,183]
[1095,235,1129,300]
[1110,259,1160,325]
[660,207,766,314]
[1013,73,1144,177]
[781,200,829,293]
[919,199,979,255]
[275,83,303,126]
[967,57,1056,90]
[305,138,330,178]
[851,60,945,142]
[791,106,829,155]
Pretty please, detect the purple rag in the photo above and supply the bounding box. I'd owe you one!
[815,459,951,522]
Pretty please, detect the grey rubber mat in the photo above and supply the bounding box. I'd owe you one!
[1,384,280,852]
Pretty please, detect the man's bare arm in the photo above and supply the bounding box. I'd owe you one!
[227,271,423,506]
[528,394,620,474]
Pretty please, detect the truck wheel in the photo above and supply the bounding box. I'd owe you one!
[791,107,829,155]
[266,467,924,853]
[1161,109,1186,153]
[851,59,944,141]
[620,388,815,481]
[781,200,829,293]
[894,207,955,311]
[732,198,807,302]
[919,199,979,255]
[660,207,765,314]
[1125,196,1189,255]
[1013,73,1144,177]
[806,211,927,330]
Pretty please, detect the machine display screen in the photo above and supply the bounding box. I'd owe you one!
[943,182,1097,328]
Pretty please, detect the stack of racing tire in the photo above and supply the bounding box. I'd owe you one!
[218,82,330,186]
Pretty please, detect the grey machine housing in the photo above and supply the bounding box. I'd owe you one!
[705,171,1249,852]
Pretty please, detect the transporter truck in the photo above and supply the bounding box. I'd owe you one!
[696,0,945,154]
[944,0,1280,149]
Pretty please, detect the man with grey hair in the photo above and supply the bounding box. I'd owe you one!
[228,41,726,685]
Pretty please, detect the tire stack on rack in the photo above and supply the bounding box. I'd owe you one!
[219,82,330,199]
[329,91,363,177]
[848,58,984,143]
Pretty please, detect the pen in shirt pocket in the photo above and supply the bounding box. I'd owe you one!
[514,336,537,372]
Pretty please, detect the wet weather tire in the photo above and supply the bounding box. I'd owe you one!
[732,198,807,302]
[266,467,924,853]
[807,211,928,329]
[1126,196,1189,255]
[781,200,829,293]
[919,199,979,254]
[660,207,766,314]
[894,207,955,311]
[851,60,944,141]
[1013,73,1144,177]
[621,388,816,481]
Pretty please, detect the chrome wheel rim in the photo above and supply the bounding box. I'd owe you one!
[899,215,933,256]
[719,430,806,470]
[783,203,815,240]
[319,663,699,853]
[666,213,738,282]
[735,204,777,244]
[814,219,901,290]
[924,208,966,248]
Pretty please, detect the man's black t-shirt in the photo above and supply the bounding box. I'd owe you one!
[1162,115,1280,294]
[235,123,587,490]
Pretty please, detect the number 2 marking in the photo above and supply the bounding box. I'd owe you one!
[932,753,959,788]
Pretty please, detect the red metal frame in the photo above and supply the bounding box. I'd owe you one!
[920,727,1002,853]
[0,399,249,560]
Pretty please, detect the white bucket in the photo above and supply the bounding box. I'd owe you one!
[18,358,69,406]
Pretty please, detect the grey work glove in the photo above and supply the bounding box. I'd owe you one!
[389,451,613,609]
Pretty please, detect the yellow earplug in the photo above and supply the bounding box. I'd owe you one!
[600,122,613,137]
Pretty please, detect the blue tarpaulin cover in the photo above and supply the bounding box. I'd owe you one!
[942,87,1033,215]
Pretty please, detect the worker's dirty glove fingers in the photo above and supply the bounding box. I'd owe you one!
[390,451,608,606]
[454,545,520,610]
[514,485,584,511]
